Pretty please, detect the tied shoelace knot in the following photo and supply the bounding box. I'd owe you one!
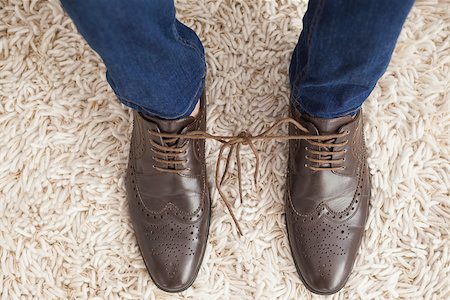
[148,117,350,236]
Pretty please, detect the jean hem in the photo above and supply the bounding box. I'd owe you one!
[107,69,206,119]
[291,96,362,119]
[117,79,205,119]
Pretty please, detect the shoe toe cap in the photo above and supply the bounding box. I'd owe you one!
[299,257,351,294]
[131,209,209,292]
[287,213,365,294]
[145,252,199,292]
[137,236,206,292]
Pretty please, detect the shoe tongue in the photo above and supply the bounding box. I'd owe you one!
[302,114,354,134]
[143,114,195,133]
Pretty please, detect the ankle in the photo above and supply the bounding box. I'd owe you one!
[190,99,200,118]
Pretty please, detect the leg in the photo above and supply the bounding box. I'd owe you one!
[286,0,414,294]
[60,0,211,292]
[290,0,414,118]
[60,0,205,119]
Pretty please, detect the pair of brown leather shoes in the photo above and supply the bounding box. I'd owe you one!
[125,93,370,294]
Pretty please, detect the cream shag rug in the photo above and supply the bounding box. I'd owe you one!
[0,0,449,299]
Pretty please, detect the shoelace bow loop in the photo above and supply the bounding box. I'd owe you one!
[148,117,349,236]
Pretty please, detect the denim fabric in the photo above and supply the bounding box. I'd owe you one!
[61,0,413,119]
[289,0,414,118]
[60,0,206,119]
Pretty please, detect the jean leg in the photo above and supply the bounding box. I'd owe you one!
[60,0,206,119]
[290,0,414,118]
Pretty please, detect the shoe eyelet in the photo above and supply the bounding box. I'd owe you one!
[304,164,308,168]
[304,146,308,151]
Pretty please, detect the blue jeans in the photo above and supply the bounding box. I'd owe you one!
[60,0,414,119]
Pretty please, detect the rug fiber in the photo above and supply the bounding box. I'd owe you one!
[0,0,449,299]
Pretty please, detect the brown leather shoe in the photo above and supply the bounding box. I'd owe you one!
[286,107,370,295]
[126,93,210,292]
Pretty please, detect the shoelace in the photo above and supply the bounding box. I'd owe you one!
[148,117,350,235]
[149,134,190,173]
[304,131,349,171]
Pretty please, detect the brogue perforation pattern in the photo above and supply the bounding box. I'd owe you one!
[144,217,201,279]
[295,222,351,278]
